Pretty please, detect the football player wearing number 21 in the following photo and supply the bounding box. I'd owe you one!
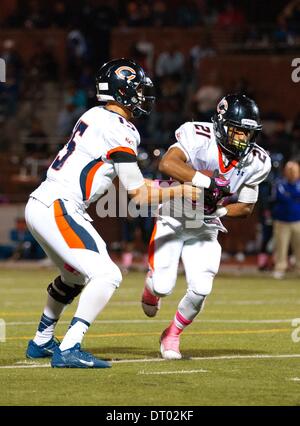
[141,94,272,360]
[24,58,200,368]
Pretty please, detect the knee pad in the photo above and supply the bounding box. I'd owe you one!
[47,276,83,304]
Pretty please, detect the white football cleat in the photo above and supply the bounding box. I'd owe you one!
[160,328,182,360]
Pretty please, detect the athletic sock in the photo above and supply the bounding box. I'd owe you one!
[59,278,117,351]
[172,310,192,333]
[33,294,66,346]
[59,317,90,351]
[177,290,206,321]
[33,313,58,346]
[164,291,206,338]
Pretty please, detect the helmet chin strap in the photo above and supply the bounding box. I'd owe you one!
[222,150,237,168]
[221,131,253,167]
[219,140,253,170]
[218,139,238,164]
[132,108,142,118]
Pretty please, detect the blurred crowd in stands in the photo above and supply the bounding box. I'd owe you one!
[1,0,300,48]
[0,0,300,272]
[0,0,299,35]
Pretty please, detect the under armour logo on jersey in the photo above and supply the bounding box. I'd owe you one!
[115,66,136,81]
[175,131,181,140]
[125,137,134,145]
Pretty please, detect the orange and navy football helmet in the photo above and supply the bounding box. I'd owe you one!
[96,58,155,117]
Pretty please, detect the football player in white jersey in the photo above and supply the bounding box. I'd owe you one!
[25,58,199,368]
[141,94,272,360]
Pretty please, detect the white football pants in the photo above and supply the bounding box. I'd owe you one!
[25,197,122,288]
[147,218,221,296]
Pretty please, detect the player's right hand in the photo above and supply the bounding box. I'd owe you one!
[203,174,231,214]
[205,174,231,206]
[209,176,231,198]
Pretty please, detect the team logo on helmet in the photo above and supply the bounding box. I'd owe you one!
[115,66,136,81]
[217,98,228,115]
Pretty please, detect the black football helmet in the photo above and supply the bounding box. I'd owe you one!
[212,94,262,160]
[96,58,155,117]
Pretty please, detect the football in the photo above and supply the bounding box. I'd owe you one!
[199,169,227,181]
[199,169,215,177]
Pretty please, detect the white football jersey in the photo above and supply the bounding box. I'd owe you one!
[159,121,271,231]
[174,121,271,191]
[31,106,144,209]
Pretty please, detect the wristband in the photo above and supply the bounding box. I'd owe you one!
[192,171,211,189]
[215,206,228,217]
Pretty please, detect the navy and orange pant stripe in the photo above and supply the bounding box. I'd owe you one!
[80,160,104,201]
[148,222,157,271]
[54,200,99,252]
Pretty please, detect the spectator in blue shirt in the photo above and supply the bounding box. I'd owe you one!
[272,160,300,278]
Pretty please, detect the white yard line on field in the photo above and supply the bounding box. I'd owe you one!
[113,353,300,364]
[1,353,300,369]
[138,369,209,375]
[214,300,300,305]
[0,364,51,369]
[4,319,296,326]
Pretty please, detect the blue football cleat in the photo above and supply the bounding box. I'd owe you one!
[51,343,111,368]
[26,337,60,359]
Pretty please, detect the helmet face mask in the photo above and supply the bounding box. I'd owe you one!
[212,94,262,161]
[225,125,256,159]
[96,59,155,117]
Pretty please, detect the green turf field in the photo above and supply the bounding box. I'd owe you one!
[0,268,299,406]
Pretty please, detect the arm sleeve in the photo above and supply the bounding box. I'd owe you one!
[237,184,259,203]
[115,162,145,191]
[237,150,272,203]
[246,152,272,186]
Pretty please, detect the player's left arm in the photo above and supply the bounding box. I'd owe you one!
[225,201,255,218]
[211,185,257,218]
[224,183,258,217]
